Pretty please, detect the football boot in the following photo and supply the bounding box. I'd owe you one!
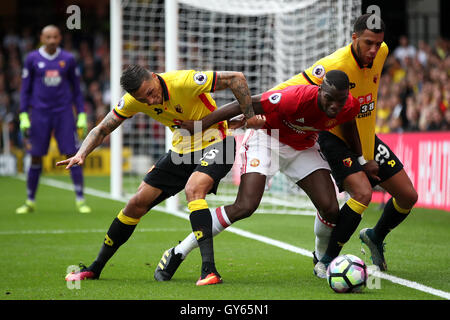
[196,272,223,286]
[313,261,329,279]
[65,263,98,281]
[154,247,184,281]
[16,200,35,214]
[76,200,91,214]
[359,228,387,271]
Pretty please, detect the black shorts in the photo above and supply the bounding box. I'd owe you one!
[143,135,236,196]
[318,131,404,192]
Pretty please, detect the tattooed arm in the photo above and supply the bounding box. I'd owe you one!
[215,71,254,120]
[56,111,124,169]
[180,94,264,134]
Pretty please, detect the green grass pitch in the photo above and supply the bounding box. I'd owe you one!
[0,175,449,305]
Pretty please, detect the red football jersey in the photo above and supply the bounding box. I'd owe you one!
[260,85,359,150]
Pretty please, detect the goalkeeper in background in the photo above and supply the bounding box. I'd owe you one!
[17,25,90,214]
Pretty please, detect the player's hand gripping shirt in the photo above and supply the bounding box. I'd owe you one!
[271,42,389,159]
[20,47,84,114]
[260,85,360,150]
[113,70,228,154]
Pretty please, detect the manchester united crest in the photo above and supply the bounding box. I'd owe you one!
[250,158,260,167]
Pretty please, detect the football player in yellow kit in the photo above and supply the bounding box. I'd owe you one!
[150,14,418,281]
[273,14,418,276]
[59,65,254,286]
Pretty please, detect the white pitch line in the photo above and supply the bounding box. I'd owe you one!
[9,175,450,300]
[0,228,184,235]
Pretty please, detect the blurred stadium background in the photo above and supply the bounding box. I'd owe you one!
[0,0,449,209]
[0,0,449,303]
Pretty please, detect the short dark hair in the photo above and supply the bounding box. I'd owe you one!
[353,13,385,35]
[120,64,151,93]
[322,70,349,91]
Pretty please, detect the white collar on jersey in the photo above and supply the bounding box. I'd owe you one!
[38,46,61,60]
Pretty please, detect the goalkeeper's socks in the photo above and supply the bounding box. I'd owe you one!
[70,165,84,199]
[325,198,367,259]
[175,206,231,258]
[89,210,139,275]
[188,199,216,267]
[372,197,411,243]
[27,163,42,201]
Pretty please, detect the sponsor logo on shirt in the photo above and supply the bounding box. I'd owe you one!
[44,69,61,86]
[282,120,320,134]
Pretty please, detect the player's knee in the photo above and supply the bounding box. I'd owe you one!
[396,188,418,210]
[350,187,372,206]
[318,201,339,224]
[125,195,150,218]
[185,183,209,203]
[232,200,258,221]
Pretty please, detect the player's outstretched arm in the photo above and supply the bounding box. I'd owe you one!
[180,94,264,134]
[215,71,254,120]
[56,111,124,169]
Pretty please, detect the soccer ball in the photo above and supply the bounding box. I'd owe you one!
[327,254,367,293]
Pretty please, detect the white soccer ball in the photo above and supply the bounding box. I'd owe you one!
[327,254,368,293]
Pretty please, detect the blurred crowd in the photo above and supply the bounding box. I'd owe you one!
[376,36,450,133]
[0,29,449,155]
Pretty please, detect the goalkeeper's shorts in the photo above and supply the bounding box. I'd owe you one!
[143,136,235,196]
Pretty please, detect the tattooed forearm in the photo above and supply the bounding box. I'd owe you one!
[215,71,255,119]
[78,111,123,157]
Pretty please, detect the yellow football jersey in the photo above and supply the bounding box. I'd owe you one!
[114,70,229,154]
[271,42,389,160]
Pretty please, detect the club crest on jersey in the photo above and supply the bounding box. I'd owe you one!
[312,65,325,78]
[250,158,260,167]
[59,60,66,68]
[269,93,282,104]
[373,74,378,84]
[193,72,207,85]
[325,119,337,128]
[174,104,183,113]
[343,157,353,167]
